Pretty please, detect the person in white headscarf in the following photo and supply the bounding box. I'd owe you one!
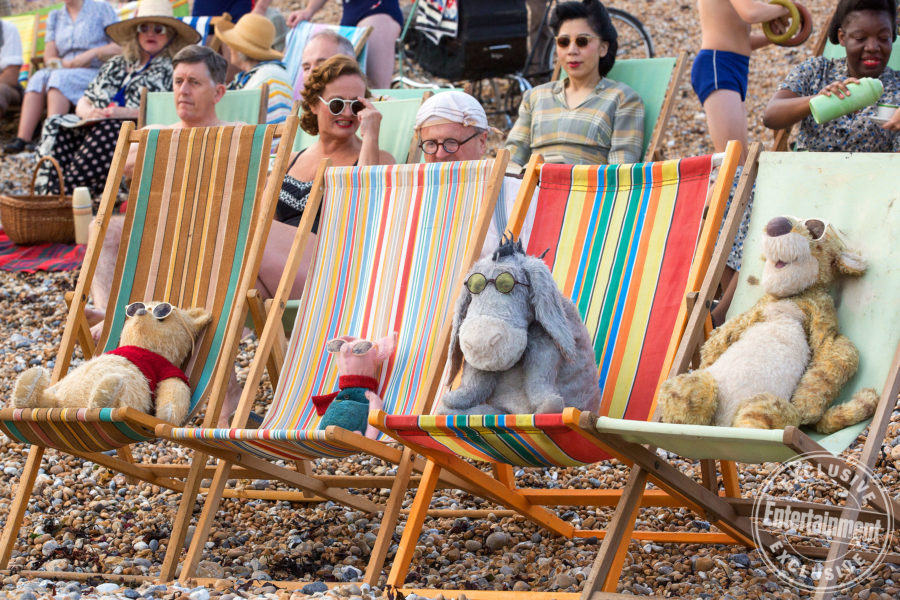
[415,90,536,256]
[415,90,490,163]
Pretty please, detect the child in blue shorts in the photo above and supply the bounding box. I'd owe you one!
[693,0,789,324]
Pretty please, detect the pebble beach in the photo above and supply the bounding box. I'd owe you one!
[1,0,899,598]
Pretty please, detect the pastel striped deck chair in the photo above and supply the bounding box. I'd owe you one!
[372,141,746,597]
[155,154,509,585]
[0,13,37,86]
[572,149,900,599]
[283,21,372,99]
[0,117,301,582]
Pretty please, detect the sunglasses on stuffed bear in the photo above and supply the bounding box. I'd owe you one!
[125,301,173,320]
[465,272,529,294]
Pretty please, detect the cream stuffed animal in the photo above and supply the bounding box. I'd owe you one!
[659,216,878,433]
[12,302,211,425]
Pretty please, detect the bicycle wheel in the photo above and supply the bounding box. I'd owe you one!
[609,7,654,59]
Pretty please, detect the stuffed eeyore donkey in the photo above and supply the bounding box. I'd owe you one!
[436,237,600,414]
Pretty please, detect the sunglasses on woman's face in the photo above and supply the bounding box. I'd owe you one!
[136,23,169,36]
[556,34,600,49]
[319,96,366,116]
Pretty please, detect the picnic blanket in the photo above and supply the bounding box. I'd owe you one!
[0,230,84,272]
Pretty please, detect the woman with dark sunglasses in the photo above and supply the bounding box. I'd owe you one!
[504,0,645,170]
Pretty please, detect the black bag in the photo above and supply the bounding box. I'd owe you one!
[412,0,528,80]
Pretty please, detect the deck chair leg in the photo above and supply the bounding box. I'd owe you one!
[176,458,234,583]
[386,459,442,588]
[293,460,318,500]
[720,460,740,497]
[158,453,212,582]
[0,445,45,569]
[581,467,648,599]
[116,448,138,486]
[364,447,415,585]
[700,459,718,492]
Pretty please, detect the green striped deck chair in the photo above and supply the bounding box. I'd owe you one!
[155,154,509,584]
[575,150,900,597]
[138,87,267,128]
[373,141,745,596]
[0,118,300,579]
[291,97,424,162]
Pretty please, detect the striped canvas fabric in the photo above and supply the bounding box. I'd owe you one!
[1,14,36,86]
[167,161,497,460]
[0,125,277,451]
[383,156,716,467]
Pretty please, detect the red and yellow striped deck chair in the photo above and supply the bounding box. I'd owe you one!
[372,141,746,598]
[0,118,300,582]
[154,155,509,584]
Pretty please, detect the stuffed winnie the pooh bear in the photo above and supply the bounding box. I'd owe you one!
[11,302,211,425]
[659,215,878,433]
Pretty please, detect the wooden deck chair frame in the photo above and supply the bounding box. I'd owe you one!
[0,117,300,583]
[153,153,510,586]
[552,51,688,162]
[370,141,748,599]
[137,85,268,128]
[570,148,900,600]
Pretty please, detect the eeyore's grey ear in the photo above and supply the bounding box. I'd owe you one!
[447,280,473,383]
[522,256,576,360]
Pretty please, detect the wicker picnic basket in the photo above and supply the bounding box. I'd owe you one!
[0,156,74,245]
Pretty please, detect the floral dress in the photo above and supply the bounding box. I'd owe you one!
[34,55,173,197]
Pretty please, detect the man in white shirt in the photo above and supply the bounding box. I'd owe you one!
[0,19,23,116]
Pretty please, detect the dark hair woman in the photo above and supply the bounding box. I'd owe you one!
[504,0,644,170]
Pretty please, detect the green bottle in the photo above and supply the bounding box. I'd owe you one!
[809,77,884,124]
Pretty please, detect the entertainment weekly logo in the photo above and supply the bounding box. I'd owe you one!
[751,451,894,593]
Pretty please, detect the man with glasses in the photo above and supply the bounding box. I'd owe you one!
[414,91,536,254]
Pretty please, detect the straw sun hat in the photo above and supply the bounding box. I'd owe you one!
[105,0,201,47]
[214,13,283,62]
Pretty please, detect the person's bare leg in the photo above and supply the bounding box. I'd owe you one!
[702,89,748,161]
[356,13,401,89]
[87,215,125,340]
[256,221,317,301]
[16,91,45,142]
[711,267,737,326]
[46,88,71,117]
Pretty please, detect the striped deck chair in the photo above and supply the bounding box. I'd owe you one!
[154,154,509,585]
[372,141,746,597]
[0,118,300,582]
[283,21,372,99]
[571,149,900,599]
[0,13,37,86]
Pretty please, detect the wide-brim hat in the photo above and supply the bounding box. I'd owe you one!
[215,13,283,61]
[105,0,201,47]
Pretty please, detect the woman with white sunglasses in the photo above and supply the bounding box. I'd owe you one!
[504,0,645,171]
[255,55,394,309]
